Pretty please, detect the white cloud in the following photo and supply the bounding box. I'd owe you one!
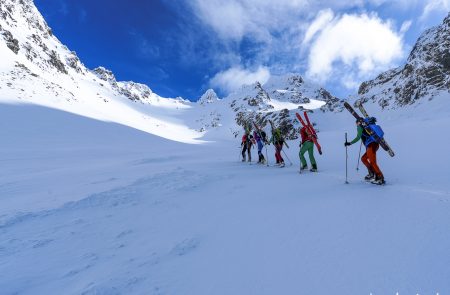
[303,9,334,45]
[304,11,407,88]
[189,0,309,42]
[210,66,271,94]
[420,0,450,21]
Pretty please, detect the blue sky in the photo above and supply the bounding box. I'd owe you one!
[35,0,449,101]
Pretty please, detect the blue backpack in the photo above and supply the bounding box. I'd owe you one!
[363,117,384,145]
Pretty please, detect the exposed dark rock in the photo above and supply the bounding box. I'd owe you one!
[0,27,19,54]
[48,50,67,74]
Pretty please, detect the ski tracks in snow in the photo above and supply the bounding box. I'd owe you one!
[0,168,213,294]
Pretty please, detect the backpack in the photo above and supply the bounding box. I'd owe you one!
[362,117,384,146]
[261,131,267,140]
[369,124,384,139]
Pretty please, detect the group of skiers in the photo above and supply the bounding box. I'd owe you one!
[240,113,387,185]
[240,123,319,172]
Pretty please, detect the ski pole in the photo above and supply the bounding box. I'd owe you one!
[282,149,293,166]
[345,133,349,184]
[356,141,362,171]
[265,145,269,166]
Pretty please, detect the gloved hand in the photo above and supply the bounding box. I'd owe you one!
[344,141,351,147]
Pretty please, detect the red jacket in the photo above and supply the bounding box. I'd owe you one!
[300,127,313,144]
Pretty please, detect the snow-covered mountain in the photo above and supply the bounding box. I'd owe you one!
[0,0,342,144]
[358,12,450,108]
[221,75,341,139]
[0,0,200,143]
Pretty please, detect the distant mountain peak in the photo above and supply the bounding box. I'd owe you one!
[358,13,450,108]
[198,89,219,105]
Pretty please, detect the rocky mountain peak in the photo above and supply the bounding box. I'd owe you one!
[358,13,450,108]
[198,89,219,105]
[93,67,117,84]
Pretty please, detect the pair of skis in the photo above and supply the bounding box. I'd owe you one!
[295,111,322,155]
[344,102,395,157]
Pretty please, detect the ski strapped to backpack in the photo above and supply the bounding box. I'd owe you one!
[356,101,395,157]
[295,111,322,155]
[343,102,395,157]
[268,120,289,148]
[252,121,267,143]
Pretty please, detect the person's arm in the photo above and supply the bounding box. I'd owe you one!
[349,126,363,145]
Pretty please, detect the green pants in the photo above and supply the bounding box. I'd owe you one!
[299,141,316,167]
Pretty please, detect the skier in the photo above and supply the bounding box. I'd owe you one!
[345,118,385,185]
[299,125,318,172]
[253,130,268,164]
[270,127,285,167]
[241,130,255,162]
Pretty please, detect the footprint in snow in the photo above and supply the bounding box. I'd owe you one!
[32,239,53,249]
[170,238,199,257]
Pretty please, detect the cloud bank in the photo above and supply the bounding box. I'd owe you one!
[303,11,407,88]
[210,66,271,93]
[173,0,443,96]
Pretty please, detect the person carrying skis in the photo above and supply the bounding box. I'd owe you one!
[241,130,255,162]
[253,130,268,164]
[299,126,318,172]
[270,127,285,167]
[345,118,385,185]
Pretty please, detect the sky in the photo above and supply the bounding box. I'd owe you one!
[34,0,450,101]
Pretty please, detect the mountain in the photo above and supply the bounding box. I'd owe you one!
[0,0,202,143]
[0,0,340,143]
[198,89,220,105]
[358,13,450,108]
[223,75,341,139]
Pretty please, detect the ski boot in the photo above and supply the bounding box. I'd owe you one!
[364,171,375,181]
[371,175,385,185]
[300,164,308,171]
[279,162,285,168]
[310,164,318,172]
[242,155,246,162]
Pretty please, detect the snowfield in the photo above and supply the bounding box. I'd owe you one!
[1,98,449,295]
[1,2,450,293]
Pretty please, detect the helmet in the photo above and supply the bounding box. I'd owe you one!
[367,117,377,124]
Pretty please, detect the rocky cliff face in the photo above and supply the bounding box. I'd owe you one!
[358,13,450,108]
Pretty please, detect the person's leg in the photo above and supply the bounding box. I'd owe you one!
[258,141,264,162]
[278,144,284,163]
[299,143,308,168]
[306,142,316,168]
[274,144,280,163]
[361,150,371,171]
[367,143,383,177]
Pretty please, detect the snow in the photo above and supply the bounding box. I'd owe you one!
[268,96,326,111]
[1,2,450,293]
[1,100,449,294]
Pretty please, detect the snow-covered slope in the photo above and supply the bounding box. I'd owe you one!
[0,0,202,144]
[358,12,450,108]
[1,99,450,294]
[0,0,340,145]
[1,2,450,294]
